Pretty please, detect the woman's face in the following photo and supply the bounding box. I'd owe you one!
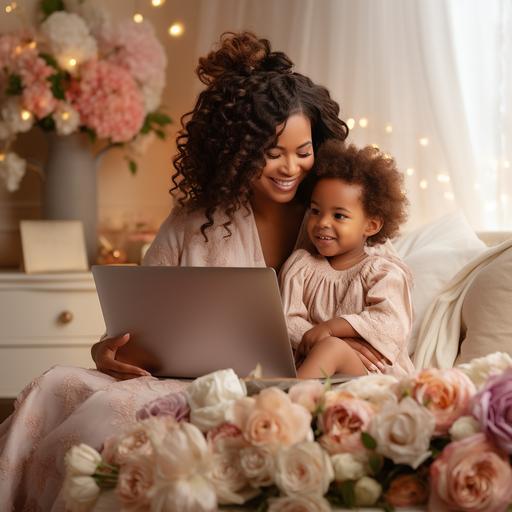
[252,113,315,204]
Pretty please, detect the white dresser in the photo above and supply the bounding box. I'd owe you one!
[0,271,105,397]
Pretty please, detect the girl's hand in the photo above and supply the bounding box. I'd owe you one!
[343,338,388,373]
[296,323,333,362]
[91,334,151,380]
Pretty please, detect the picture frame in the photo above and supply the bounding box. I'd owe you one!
[19,220,89,274]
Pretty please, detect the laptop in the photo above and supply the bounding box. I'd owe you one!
[91,265,297,379]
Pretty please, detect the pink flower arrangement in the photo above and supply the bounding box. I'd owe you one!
[0,0,171,191]
[62,356,512,512]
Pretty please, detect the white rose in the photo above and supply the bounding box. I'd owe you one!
[368,397,435,469]
[267,494,331,512]
[53,102,81,135]
[239,445,275,487]
[354,476,382,506]
[449,415,481,441]
[63,475,100,511]
[275,442,334,496]
[331,453,366,482]
[186,369,246,432]
[0,152,26,192]
[458,352,512,389]
[209,447,258,505]
[337,374,398,409]
[65,443,102,476]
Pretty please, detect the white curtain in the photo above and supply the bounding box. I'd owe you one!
[195,0,511,230]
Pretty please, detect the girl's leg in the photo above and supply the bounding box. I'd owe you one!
[297,337,367,379]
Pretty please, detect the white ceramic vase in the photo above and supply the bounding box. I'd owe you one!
[42,132,98,264]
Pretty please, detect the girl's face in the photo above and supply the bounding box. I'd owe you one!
[251,113,314,204]
[307,178,382,263]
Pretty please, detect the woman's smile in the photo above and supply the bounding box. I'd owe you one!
[269,176,300,192]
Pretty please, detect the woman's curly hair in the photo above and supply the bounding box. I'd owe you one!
[172,31,349,240]
[313,140,409,246]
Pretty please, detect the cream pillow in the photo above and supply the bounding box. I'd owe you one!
[392,211,487,355]
[455,246,512,364]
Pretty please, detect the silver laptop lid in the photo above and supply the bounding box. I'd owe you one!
[92,265,297,379]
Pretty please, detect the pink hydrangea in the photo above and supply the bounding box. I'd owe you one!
[68,59,144,142]
[100,20,166,85]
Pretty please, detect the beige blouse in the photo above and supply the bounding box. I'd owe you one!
[279,248,415,377]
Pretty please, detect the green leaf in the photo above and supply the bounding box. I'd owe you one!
[40,53,59,70]
[339,480,356,508]
[41,0,65,17]
[38,115,56,132]
[155,129,166,140]
[127,158,138,175]
[369,452,384,475]
[361,431,377,450]
[48,73,67,100]
[82,127,97,143]
[149,111,172,126]
[6,74,23,96]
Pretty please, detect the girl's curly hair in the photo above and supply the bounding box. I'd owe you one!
[313,140,409,246]
[172,31,349,240]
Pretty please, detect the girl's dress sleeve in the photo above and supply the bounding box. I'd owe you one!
[279,249,314,349]
[339,258,413,365]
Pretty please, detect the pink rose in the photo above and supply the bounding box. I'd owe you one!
[136,391,190,422]
[230,387,311,451]
[406,368,476,435]
[288,380,325,413]
[430,433,512,512]
[317,391,374,454]
[116,457,154,511]
[206,423,246,452]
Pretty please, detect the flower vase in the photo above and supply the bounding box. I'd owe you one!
[42,132,98,265]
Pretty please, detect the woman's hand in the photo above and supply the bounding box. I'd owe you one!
[343,338,389,373]
[296,323,333,362]
[91,334,151,380]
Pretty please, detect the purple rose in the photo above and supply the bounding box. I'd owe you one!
[471,368,512,453]
[136,391,190,422]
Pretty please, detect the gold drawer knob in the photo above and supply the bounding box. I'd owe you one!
[58,310,74,324]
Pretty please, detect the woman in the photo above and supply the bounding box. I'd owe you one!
[0,32,382,510]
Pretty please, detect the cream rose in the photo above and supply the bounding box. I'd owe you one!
[337,374,399,409]
[354,476,382,506]
[229,387,311,450]
[331,453,366,482]
[267,494,331,512]
[288,380,325,413]
[65,444,102,476]
[368,396,435,468]
[116,457,154,511]
[63,475,100,511]
[449,415,481,441]
[458,351,512,389]
[239,445,275,487]
[318,391,374,454]
[274,441,334,496]
[186,369,247,432]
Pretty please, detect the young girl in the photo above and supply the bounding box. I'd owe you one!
[280,140,415,378]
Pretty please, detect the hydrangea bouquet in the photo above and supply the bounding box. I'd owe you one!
[0,0,171,191]
[62,352,512,512]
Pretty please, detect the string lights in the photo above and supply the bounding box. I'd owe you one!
[133,12,144,23]
[168,22,184,37]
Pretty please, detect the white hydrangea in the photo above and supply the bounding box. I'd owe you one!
[1,98,33,134]
[40,11,97,73]
[127,132,156,157]
[53,102,81,135]
[458,352,512,389]
[63,0,111,37]
[0,152,26,191]
[141,76,165,114]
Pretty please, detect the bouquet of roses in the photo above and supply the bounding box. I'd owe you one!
[0,0,171,191]
[62,352,512,512]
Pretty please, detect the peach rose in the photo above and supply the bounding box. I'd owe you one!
[267,494,331,512]
[405,368,476,435]
[229,387,311,450]
[317,391,374,454]
[430,433,512,512]
[288,380,325,413]
[274,441,334,496]
[116,457,154,510]
[239,445,275,488]
[384,474,428,507]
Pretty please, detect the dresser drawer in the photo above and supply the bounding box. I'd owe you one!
[0,273,105,342]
